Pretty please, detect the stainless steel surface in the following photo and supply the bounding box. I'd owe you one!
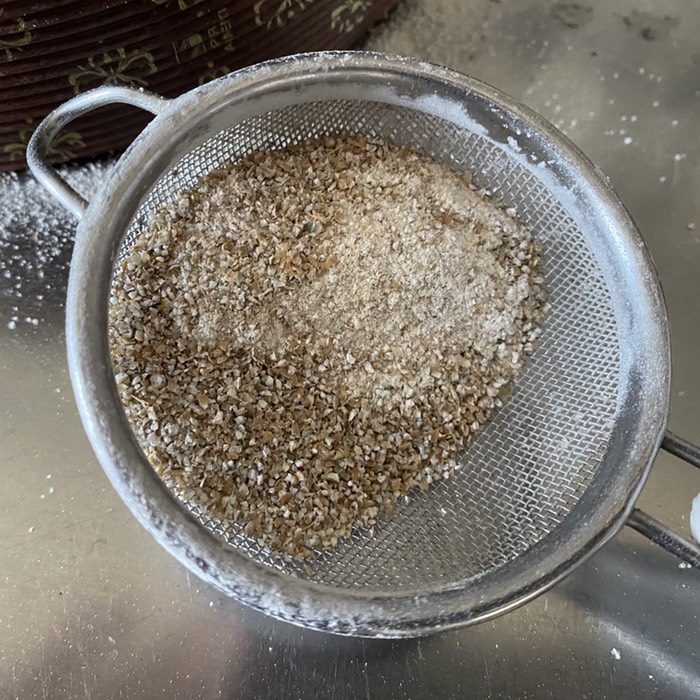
[2,0,699,694]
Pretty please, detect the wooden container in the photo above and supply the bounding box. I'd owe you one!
[0,0,397,171]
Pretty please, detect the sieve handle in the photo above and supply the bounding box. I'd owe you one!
[625,430,700,567]
[26,86,168,220]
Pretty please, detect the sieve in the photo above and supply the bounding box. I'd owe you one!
[27,52,700,637]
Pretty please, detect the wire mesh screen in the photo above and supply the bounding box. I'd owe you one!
[114,99,620,592]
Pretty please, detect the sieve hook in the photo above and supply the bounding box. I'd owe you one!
[27,85,168,220]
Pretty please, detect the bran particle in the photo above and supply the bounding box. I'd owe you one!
[109,135,546,559]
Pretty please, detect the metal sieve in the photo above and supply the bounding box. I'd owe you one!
[28,52,700,637]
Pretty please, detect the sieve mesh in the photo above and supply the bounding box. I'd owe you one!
[115,98,620,592]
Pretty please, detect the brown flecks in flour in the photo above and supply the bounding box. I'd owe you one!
[109,135,546,559]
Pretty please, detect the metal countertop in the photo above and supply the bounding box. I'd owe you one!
[1,1,699,697]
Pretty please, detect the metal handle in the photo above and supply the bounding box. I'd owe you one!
[625,430,700,567]
[26,85,168,220]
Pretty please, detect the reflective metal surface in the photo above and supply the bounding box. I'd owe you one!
[2,0,699,695]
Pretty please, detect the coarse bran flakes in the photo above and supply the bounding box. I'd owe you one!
[109,135,547,559]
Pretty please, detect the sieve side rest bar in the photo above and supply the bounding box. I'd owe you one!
[661,430,700,470]
[624,429,700,567]
[626,508,700,568]
[27,86,169,220]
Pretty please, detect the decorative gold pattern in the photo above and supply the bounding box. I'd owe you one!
[175,32,208,59]
[330,0,370,33]
[254,0,316,29]
[0,10,32,61]
[69,48,157,95]
[197,60,231,85]
[173,7,235,63]
[4,118,85,163]
[150,0,206,9]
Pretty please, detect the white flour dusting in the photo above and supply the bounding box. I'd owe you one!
[0,160,112,324]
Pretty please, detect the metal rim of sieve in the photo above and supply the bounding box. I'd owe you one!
[28,52,675,637]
